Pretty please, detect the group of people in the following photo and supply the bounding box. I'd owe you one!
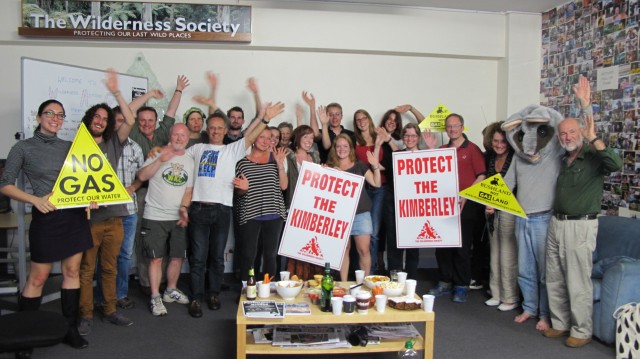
[0,70,621,352]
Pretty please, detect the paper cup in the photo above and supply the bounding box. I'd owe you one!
[397,272,408,284]
[257,281,270,298]
[343,295,356,314]
[349,285,362,296]
[356,292,371,314]
[422,294,435,312]
[404,279,417,298]
[279,271,290,281]
[355,270,365,284]
[375,294,387,313]
[331,297,343,315]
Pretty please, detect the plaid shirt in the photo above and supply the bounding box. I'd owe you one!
[117,138,145,215]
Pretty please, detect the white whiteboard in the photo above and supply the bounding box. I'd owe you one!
[21,57,148,141]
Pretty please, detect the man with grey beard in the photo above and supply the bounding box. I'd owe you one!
[543,76,622,348]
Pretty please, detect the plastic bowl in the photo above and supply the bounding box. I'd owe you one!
[363,275,390,290]
[378,281,404,297]
[276,280,303,300]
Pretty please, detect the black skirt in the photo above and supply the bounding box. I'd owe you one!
[29,207,93,263]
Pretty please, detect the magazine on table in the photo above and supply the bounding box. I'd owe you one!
[242,301,285,319]
[284,302,311,315]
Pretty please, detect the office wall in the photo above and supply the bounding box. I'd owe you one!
[0,0,541,157]
[539,0,640,216]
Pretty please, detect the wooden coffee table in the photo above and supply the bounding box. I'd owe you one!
[236,282,434,359]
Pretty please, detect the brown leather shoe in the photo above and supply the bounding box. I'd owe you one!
[189,300,203,318]
[543,328,569,338]
[207,295,221,311]
[565,336,592,348]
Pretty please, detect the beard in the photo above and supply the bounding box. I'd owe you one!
[560,135,583,152]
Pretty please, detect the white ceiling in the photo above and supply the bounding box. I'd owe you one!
[296,0,569,13]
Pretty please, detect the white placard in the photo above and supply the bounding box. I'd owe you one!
[393,149,462,248]
[596,66,619,91]
[278,162,364,270]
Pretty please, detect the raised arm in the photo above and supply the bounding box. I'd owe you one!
[247,77,262,122]
[572,75,591,110]
[244,102,285,149]
[376,127,398,151]
[129,89,164,113]
[302,91,320,137]
[274,147,289,190]
[192,72,220,115]
[365,151,382,187]
[105,68,135,142]
[317,105,332,150]
[395,104,425,123]
[166,75,190,118]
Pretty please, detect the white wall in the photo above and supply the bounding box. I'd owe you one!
[0,0,541,157]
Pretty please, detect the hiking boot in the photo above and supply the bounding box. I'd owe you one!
[150,296,167,316]
[428,282,452,297]
[565,336,592,348]
[163,288,189,304]
[452,286,469,303]
[543,328,569,338]
[117,297,135,309]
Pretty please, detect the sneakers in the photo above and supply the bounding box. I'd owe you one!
[163,288,189,304]
[428,282,452,296]
[117,297,135,309]
[78,318,93,336]
[150,296,167,316]
[104,311,133,326]
[497,302,519,312]
[485,298,500,307]
[452,286,469,303]
[469,280,483,290]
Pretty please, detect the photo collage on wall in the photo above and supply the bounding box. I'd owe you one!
[541,0,640,216]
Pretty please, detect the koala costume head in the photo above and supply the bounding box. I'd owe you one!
[501,104,565,164]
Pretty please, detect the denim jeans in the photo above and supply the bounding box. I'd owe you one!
[188,202,231,301]
[515,211,551,319]
[95,213,137,303]
[366,185,385,273]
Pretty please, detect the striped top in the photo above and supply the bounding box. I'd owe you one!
[234,157,287,226]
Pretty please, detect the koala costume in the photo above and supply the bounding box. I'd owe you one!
[501,104,589,325]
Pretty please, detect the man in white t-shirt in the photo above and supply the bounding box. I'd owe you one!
[185,102,284,318]
[137,124,194,316]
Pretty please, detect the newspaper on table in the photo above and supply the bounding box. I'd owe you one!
[366,323,421,339]
[272,325,351,348]
[250,327,274,344]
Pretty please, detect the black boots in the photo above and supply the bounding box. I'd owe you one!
[60,289,88,349]
[16,295,42,358]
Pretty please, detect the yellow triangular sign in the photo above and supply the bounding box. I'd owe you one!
[458,174,527,218]
[419,103,451,132]
[49,123,132,209]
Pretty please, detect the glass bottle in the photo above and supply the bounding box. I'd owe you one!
[246,267,257,301]
[320,262,334,312]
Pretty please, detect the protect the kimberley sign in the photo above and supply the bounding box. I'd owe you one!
[19,0,251,42]
[279,162,363,270]
[393,148,462,248]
